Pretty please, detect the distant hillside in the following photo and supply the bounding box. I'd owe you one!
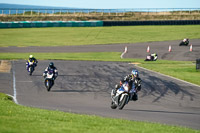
[0,3,77,9]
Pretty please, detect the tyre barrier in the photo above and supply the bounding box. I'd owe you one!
[103,20,200,26]
[0,21,104,28]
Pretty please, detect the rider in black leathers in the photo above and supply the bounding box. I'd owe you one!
[179,38,189,46]
[115,69,141,101]
[43,62,58,86]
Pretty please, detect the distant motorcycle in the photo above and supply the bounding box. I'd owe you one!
[145,53,158,61]
[44,70,54,91]
[26,61,35,75]
[111,81,131,110]
[179,39,189,46]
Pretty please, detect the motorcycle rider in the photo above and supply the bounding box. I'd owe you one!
[183,38,189,43]
[26,55,38,72]
[150,53,158,61]
[115,69,141,101]
[180,38,189,46]
[43,62,58,86]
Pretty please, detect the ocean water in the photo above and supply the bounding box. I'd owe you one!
[0,3,198,15]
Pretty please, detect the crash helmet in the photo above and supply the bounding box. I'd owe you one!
[49,62,54,68]
[131,69,139,77]
[29,55,33,58]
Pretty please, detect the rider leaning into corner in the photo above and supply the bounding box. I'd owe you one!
[26,55,38,71]
[43,62,58,86]
[179,38,189,46]
[115,69,142,101]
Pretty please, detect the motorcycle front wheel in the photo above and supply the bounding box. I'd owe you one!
[45,80,52,91]
[111,101,117,109]
[29,66,33,75]
[118,95,128,110]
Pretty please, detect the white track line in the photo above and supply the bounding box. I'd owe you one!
[12,61,18,104]
[130,63,200,88]
[16,81,32,83]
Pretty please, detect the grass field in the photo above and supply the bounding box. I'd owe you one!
[0,93,199,133]
[0,25,200,47]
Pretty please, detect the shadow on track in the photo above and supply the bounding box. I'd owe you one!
[140,71,195,103]
[124,109,200,115]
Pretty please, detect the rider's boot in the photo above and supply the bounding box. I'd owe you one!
[130,93,138,101]
[132,93,138,101]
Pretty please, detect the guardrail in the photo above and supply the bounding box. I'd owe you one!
[0,8,200,16]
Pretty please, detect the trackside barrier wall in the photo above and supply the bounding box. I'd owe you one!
[1,20,200,28]
[0,21,103,28]
[196,59,200,70]
[103,20,200,26]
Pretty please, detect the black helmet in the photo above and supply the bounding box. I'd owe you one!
[49,62,54,68]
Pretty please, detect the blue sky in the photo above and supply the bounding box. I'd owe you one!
[0,0,200,9]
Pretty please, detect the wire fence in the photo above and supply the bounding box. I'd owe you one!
[0,8,200,16]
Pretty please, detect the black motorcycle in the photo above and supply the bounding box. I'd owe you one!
[179,39,189,46]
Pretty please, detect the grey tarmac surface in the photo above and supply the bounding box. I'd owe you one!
[0,39,200,61]
[0,40,200,130]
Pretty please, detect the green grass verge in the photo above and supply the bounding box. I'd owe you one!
[139,61,200,86]
[0,52,199,86]
[0,93,199,133]
[0,25,200,47]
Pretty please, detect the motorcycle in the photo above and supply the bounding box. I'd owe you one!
[179,39,189,46]
[27,61,35,75]
[145,54,157,61]
[44,70,54,91]
[111,81,131,110]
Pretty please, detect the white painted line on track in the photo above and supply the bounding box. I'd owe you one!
[129,63,200,88]
[16,81,32,83]
[12,61,18,104]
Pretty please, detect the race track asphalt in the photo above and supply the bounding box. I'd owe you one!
[0,40,200,130]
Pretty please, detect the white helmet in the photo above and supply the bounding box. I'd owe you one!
[29,55,33,58]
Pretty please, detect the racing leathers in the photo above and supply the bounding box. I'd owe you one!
[26,57,38,72]
[43,66,58,86]
[116,74,141,101]
[150,53,158,61]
